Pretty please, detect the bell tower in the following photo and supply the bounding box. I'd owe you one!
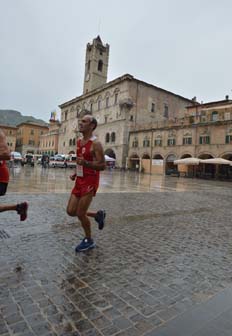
[83,36,110,94]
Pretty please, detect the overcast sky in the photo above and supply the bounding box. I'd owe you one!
[1,0,231,121]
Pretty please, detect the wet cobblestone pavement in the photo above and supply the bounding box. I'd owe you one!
[1,167,232,335]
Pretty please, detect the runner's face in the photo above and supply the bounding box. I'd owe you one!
[79,116,93,133]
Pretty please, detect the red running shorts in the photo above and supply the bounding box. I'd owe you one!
[71,175,99,198]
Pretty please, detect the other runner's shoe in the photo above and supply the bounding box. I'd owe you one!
[16,202,28,221]
[75,238,96,252]
[94,210,106,230]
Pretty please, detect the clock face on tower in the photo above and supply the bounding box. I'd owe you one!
[85,73,90,81]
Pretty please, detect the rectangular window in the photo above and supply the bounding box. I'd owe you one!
[167,138,175,146]
[164,104,169,118]
[211,112,218,121]
[151,103,155,113]
[199,136,210,144]
[31,129,34,135]
[225,112,231,120]
[183,137,192,145]
[154,139,162,146]
[200,115,207,122]
[132,141,138,148]
[225,135,232,144]
[143,140,150,147]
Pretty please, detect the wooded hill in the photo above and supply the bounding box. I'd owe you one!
[0,110,47,126]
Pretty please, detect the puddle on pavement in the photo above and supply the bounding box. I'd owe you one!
[7,164,232,194]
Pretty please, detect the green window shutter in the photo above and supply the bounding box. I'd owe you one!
[226,135,229,144]
[199,137,202,144]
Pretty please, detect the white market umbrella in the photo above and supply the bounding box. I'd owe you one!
[174,157,201,165]
[200,158,232,165]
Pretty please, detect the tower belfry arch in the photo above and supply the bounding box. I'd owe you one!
[83,36,110,94]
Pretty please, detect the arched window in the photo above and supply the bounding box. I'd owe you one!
[69,139,72,146]
[76,106,80,118]
[82,102,87,111]
[105,133,110,143]
[98,60,103,72]
[111,132,116,142]
[72,138,76,146]
[114,93,118,104]
[88,60,91,70]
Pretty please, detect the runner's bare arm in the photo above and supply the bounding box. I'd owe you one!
[0,129,11,160]
[92,141,106,170]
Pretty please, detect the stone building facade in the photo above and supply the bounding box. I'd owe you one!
[16,122,49,155]
[128,98,232,174]
[39,118,61,155]
[58,36,194,167]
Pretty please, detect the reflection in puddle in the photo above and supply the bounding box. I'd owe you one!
[7,165,232,194]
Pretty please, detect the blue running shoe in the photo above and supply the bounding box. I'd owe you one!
[94,210,106,230]
[75,238,95,252]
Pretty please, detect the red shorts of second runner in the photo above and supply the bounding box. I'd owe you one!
[72,175,99,198]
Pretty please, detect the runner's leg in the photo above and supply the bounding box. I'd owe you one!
[76,192,94,239]
[66,194,80,217]
[0,204,17,212]
[87,211,97,218]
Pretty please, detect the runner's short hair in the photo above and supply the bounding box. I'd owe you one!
[84,114,98,130]
[90,116,97,130]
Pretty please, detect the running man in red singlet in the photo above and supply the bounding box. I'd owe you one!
[66,115,106,252]
[0,129,28,221]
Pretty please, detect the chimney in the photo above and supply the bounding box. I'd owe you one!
[225,95,229,100]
